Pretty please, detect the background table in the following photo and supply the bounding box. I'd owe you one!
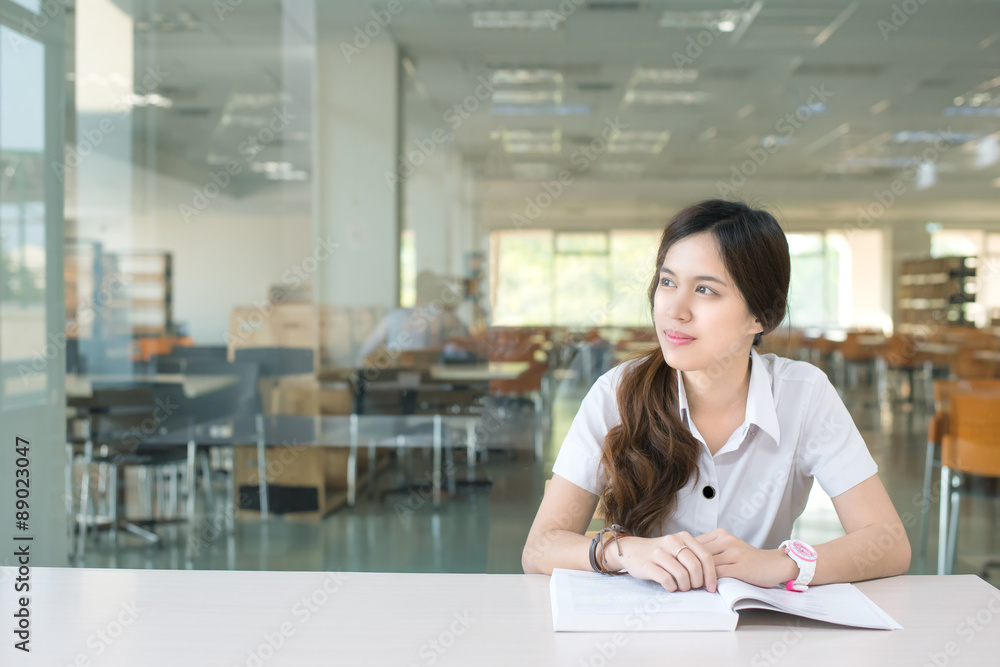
[2,568,998,666]
[66,373,238,399]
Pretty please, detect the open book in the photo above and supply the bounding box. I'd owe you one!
[550,568,902,632]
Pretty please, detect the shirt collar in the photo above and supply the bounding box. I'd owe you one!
[675,347,782,447]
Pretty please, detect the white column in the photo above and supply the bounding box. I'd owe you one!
[313,20,399,307]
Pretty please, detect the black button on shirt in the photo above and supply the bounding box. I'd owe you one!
[702,485,716,499]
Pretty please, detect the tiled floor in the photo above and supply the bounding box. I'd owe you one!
[73,368,1000,587]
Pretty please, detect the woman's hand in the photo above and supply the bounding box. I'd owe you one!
[604,532,718,593]
[695,528,796,588]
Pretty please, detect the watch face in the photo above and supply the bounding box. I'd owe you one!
[788,540,818,561]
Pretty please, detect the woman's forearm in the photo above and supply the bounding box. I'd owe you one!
[522,529,594,575]
[812,520,911,585]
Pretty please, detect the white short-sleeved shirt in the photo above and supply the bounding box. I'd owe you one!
[551,348,878,549]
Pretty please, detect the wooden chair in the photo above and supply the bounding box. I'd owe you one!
[831,330,884,389]
[938,391,1000,575]
[920,379,1000,558]
[876,334,934,408]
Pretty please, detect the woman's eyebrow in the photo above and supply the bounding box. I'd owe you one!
[659,266,728,286]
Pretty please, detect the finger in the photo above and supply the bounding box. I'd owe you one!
[694,529,725,545]
[681,540,718,593]
[675,548,704,590]
[655,552,693,592]
[643,562,679,593]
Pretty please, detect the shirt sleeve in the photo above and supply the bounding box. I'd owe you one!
[550,367,624,496]
[796,372,878,498]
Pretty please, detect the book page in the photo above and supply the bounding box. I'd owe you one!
[556,569,731,615]
[716,578,901,629]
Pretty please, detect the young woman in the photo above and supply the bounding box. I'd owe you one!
[522,200,910,593]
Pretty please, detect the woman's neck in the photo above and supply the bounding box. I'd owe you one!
[681,353,752,416]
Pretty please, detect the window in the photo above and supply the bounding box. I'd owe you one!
[491,229,660,327]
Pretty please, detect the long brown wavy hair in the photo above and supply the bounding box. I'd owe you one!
[598,199,790,537]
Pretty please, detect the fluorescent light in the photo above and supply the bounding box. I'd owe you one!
[759,135,796,148]
[124,93,172,108]
[630,68,698,85]
[491,69,563,86]
[976,135,999,168]
[893,131,980,144]
[492,90,563,105]
[472,11,556,30]
[624,90,707,105]
[608,130,669,154]
[494,128,561,154]
[607,143,662,154]
[945,106,1000,116]
[266,170,308,181]
[915,162,937,190]
[796,101,827,114]
[492,104,590,116]
[659,10,742,32]
[251,161,294,174]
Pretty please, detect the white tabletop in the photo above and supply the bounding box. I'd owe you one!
[2,568,998,666]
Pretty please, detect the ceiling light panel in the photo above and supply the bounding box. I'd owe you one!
[491,69,564,86]
[608,130,669,154]
[492,90,563,105]
[658,10,742,32]
[493,128,562,154]
[623,90,707,105]
[629,68,698,85]
[472,11,557,30]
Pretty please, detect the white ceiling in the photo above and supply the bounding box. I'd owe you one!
[99,0,1000,229]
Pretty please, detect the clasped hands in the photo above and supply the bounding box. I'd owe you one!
[602,528,796,593]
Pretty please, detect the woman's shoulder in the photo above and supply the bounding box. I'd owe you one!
[755,351,829,389]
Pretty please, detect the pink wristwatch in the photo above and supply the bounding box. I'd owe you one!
[779,539,817,592]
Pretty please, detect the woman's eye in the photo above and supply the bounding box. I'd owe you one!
[660,277,673,287]
[696,285,715,295]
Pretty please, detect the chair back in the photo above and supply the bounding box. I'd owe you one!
[943,391,1000,478]
[179,359,262,421]
[170,345,228,360]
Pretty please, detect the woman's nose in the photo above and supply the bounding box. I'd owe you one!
[665,292,691,322]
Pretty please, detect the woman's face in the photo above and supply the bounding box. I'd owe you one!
[652,232,763,372]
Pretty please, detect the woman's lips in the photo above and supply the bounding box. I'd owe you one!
[664,330,696,346]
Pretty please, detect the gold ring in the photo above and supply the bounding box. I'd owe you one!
[673,545,690,558]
